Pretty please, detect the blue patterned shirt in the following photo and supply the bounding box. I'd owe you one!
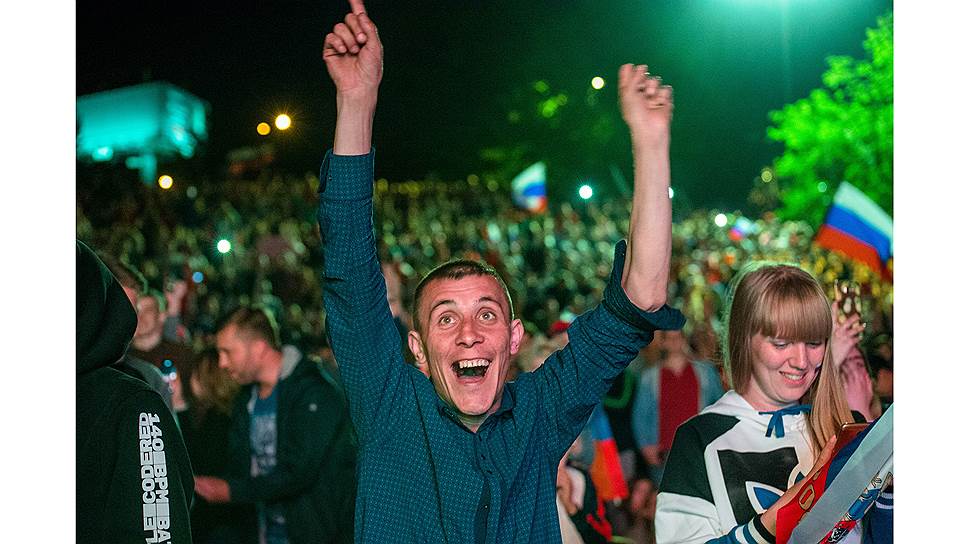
[317,149,684,544]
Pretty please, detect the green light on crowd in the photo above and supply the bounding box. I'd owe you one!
[817,181,829,193]
[591,76,605,90]
[217,239,232,254]
[579,184,593,200]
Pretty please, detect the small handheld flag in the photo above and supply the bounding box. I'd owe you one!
[587,404,629,501]
[511,161,548,213]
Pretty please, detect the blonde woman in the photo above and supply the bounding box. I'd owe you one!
[655,263,863,543]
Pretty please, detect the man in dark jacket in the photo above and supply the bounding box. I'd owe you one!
[194,306,357,544]
[76,240,195,543]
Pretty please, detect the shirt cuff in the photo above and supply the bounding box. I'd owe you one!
[750,515,776,543]
[318,147,376,200]
[602,240,685,333]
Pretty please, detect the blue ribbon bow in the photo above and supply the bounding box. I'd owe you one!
[758,404,812,438]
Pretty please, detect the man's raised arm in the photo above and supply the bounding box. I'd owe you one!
[617,64,674,312]
[318,1,404,443]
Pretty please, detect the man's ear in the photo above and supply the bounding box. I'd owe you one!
[407,330,430,378]
[509,319,525,356]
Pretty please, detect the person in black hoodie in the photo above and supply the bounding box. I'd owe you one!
[76,240,195,543]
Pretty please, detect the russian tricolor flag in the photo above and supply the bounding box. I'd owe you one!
[587,404,628,501]
[814,182,893,279]
[511,161,548,213]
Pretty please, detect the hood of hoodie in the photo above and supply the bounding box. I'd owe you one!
[702,390,809,438]
[77,240,137,375]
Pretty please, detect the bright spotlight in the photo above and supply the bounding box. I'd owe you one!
[217,239,232,254]
[579,184,593,200]
[257,122,271,136]
[714,213,728,227]
[668,187,675,199]
[591,76,605,90]
[275,114,292,130]
[158,175,174,190]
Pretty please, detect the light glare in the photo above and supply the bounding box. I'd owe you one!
[579,184,593,200]
[257,122,271,135]
[714,213,728,227]
[275,114,291,130]
[217,239,232,254]
[158,175,174,189]
[591,76,605,90]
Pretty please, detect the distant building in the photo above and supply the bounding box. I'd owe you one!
[77,82,210,183]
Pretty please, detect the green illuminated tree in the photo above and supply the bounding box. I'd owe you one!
[767,12,892,227]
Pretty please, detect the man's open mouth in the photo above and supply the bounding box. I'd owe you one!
[452,358,490,378]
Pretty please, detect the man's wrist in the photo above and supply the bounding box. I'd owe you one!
[630,131,670,151]
[334,92,377,155]
[337,89,378,111]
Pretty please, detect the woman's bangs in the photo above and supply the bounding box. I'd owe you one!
[755,282,831,342]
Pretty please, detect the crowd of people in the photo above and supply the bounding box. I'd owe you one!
[76,143,893,544]
[76,164,893,357]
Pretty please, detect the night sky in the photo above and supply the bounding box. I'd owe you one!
[76,0,892,212]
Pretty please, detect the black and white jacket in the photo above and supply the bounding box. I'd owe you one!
[655,391,866,544]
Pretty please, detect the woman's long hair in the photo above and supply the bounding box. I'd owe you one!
[722,262,853,454]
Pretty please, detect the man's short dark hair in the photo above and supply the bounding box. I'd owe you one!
[217,305,282,351]
[411,260,514,335]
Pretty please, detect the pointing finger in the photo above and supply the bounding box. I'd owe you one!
[349,0,367,15]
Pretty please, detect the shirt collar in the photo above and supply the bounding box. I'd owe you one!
[435,385,516,430]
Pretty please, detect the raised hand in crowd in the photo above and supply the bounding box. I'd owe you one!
[616,63,674,311]
[323,0,382,155]
[830,300,865,369]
